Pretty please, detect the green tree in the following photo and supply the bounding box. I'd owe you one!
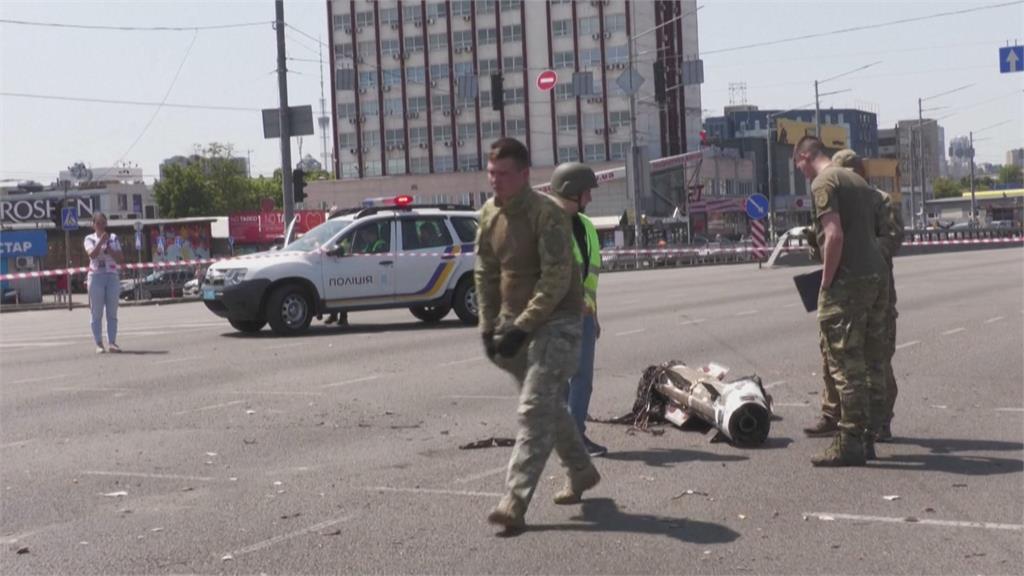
[153,164,215,217]
[932,177,963,199]
[200,143,256,214]
[998,164,1023,187]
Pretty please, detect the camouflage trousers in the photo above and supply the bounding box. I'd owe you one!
[816,274,890,438]
[489,315,590,513]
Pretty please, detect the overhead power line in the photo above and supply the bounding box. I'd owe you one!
[0,92,260,112]
[0,18,270,32]
[702,1,1023,56]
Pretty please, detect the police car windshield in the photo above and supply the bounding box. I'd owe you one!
[282,218,353,252]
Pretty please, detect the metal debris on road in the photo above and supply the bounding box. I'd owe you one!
[221,554,234,562]
[103,491,128,497]
[671,489,710,499]
[883,495,901,501]
[459,437,516,450]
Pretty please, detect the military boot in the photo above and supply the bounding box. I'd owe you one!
[803,416,839,437]
[552,464,601,505]
[875,423,893,443]
[864,435,877,461]
[811,433,866,467]
[487,495,526,531]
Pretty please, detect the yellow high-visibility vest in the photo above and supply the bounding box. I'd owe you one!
[571,213,601,313]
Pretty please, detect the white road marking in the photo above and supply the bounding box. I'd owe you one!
[994,407,1024,413]
[615,328,647,337]
[173,399,247,416]
[223,514,357,558]
[984,316,1005,324]
[216,390,324,397]
[8,374,67,385]
[153,356,203,365]
[53,387,133,393]
[679,318,707,326]
[735,310,759,316]
[453,466,507,485]
[321,375,381,389]
[437,357,485,367]
[941,327,966,336]
[81,470,217,482]
[783,302,801,309]
[764,380,787,389]
[265,342,306,351]
[364,486,503,498]
[0,439,35,450]
[805,512,1023,532]
[895,340,921,350]
[0,341,77,349]
[772,402,811,408]
[447,395,518,400]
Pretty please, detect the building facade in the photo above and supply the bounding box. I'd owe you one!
[895,119,946,197]
[1007,148,1023,167]
[327,0,702,180]
[704,105,879,158]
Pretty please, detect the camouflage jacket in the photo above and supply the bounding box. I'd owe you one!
[474,186,583,334]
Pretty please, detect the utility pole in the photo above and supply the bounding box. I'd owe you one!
[969,130,976,225]
[63,179,71,312]
[275,0,295,227]
[917,97,927,229]
[909,128,917,231]
[814,81,820,137]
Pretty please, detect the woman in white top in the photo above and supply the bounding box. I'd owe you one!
[84,212,123,353]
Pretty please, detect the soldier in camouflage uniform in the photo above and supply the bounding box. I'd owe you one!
[794,136,890,467]
[805,150,905,442]
[475,138,599,530]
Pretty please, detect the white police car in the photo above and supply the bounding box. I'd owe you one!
[202,200,479,335]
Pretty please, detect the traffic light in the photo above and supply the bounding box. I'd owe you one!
[653,60,666,104]
[52,199,64,229]
[490,73,504,111]
[292,168,306,203]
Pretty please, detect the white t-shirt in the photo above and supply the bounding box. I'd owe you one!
[84,232,121,274]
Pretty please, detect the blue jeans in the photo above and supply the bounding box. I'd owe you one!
[567,314,597,435]
[89,273,119,346]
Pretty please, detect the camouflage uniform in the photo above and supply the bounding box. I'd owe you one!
[817,152,904,439]
[475,185,593,523]
[810,165,890,464]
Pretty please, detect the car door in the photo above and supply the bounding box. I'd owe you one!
[321,218,396,309]
[394,216,458,303]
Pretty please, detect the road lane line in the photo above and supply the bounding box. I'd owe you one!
[453,466,507,485]
[783,302,801,308]
[735,310,759,316]
[805,512,1023,532]
[615,328,646,337]
[764,380,787,389]
[984,316,1005,324]
[265,342,306,351]
[0,439,35,450]
[447,395,518,400]
[53,387,133,393]
[321,375,381,389]
[994,407,1024,413]
[895,340,921,350]
[364,486,503,498]
[0,341,77,349]
[81,471,217,482]
[8,374,67,385]
[941,327,966,336]
[772,402,811,408]
[173,400,247,416]
[153,356,203,365]
[679,318,707,326]
[224,514,357,559]
[438,357,486,367]
[216,390,324,397]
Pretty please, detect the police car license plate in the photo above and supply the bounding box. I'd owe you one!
[202,289,216,301]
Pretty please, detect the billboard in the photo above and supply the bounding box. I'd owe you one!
[150,222,212,263]
[776,118,849,149]
[228,210,327,244]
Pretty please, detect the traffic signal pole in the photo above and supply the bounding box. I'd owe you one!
[275,0,295,228]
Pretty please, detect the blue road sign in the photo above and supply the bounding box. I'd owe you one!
[999,46,1023,74]
[745,193,769,220]
[61,207,79,230]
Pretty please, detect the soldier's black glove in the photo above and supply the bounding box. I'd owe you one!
[496,328,528,358]
[482,331,497,359]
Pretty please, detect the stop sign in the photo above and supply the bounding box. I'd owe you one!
[536,70,558,92]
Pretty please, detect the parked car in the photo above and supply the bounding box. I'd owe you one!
[121,268,194,300]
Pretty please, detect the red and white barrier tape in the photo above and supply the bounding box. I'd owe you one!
[2,236,1020,282]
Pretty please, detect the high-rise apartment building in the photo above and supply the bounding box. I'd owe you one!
[327,0,701,180]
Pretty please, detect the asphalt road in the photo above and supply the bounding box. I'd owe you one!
[1,248,1022,575]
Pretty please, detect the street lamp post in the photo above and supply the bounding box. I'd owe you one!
[914,83,973,229]
[813,61,881,136]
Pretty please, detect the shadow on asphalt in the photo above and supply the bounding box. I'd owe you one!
[524,498,741,544]
[890,437,1024,453]
[869,436,1024,476]
[219,320,470,339]
[602,448,748,468]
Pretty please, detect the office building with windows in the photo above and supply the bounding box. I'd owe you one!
[326,0,701,184]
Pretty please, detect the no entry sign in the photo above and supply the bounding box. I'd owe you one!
[536,70,558,92]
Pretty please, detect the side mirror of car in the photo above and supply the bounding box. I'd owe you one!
[326,244,347,258]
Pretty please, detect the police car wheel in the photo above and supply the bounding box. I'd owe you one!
[452,277,478,325]
[410,304,451,323]
[229,319,266,333]
[266,285,313,336]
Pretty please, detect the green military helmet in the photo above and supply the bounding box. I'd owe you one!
[550,162,599,200]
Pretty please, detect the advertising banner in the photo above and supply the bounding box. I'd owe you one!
[228,210,326,245]
[150,222,212,263]
[776,118,849,149]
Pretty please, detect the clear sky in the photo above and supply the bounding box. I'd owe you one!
[1,0,1022,184]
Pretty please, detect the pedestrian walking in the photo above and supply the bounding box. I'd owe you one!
[806,150,905,442]
[475,138,598,531]
[793,136,889,466]
[84,212,123,353]
[550,162,607,457]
